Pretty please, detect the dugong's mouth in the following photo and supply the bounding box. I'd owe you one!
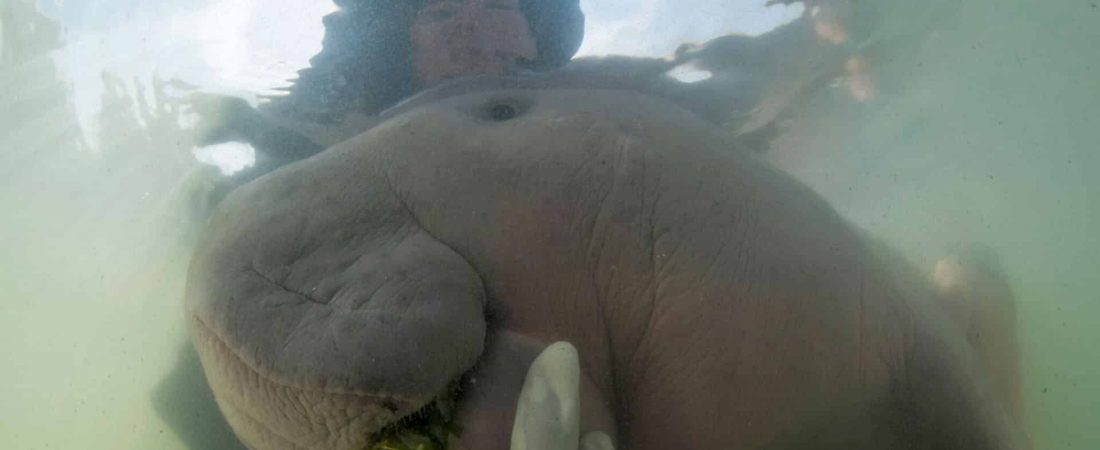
[366,390,462,450]
[187,314,458,450]
[191,307,549,450]
[365,331,570,450]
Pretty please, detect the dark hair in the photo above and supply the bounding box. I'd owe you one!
[266,0,585,123]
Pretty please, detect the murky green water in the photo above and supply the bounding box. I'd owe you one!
[767,2,1100,448]
[1,0,1096,449]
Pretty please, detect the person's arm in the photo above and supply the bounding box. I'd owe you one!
[189,93,324,163]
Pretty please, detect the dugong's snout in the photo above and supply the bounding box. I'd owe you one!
[185,154,490,449]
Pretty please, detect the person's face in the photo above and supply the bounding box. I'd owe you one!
[410,0,538,86]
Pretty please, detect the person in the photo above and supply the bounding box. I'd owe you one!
[191,0,584,197]
[193,0,870,197]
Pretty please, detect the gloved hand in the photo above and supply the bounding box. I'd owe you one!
[510,342,616,450]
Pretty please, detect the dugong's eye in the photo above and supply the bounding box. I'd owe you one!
[488,103,517,121]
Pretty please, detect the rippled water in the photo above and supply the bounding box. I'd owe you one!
[1,1,1096,448]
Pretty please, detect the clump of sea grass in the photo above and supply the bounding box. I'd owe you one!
[367,390,463,450]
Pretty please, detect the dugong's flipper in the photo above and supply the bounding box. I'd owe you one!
[933,247,1023,421]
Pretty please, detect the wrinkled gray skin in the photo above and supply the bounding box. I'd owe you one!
[186,75,1027,450]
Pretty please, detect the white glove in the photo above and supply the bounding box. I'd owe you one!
[509,342,616,450]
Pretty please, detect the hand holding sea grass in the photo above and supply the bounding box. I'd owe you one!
[367,342,615,450]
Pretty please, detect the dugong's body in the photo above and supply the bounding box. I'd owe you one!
[186,75,1025,450]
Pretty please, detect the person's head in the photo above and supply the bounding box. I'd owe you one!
[410,0,538,85]
[273,0,584,121]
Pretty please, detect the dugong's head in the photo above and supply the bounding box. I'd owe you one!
[185,73,731,450]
